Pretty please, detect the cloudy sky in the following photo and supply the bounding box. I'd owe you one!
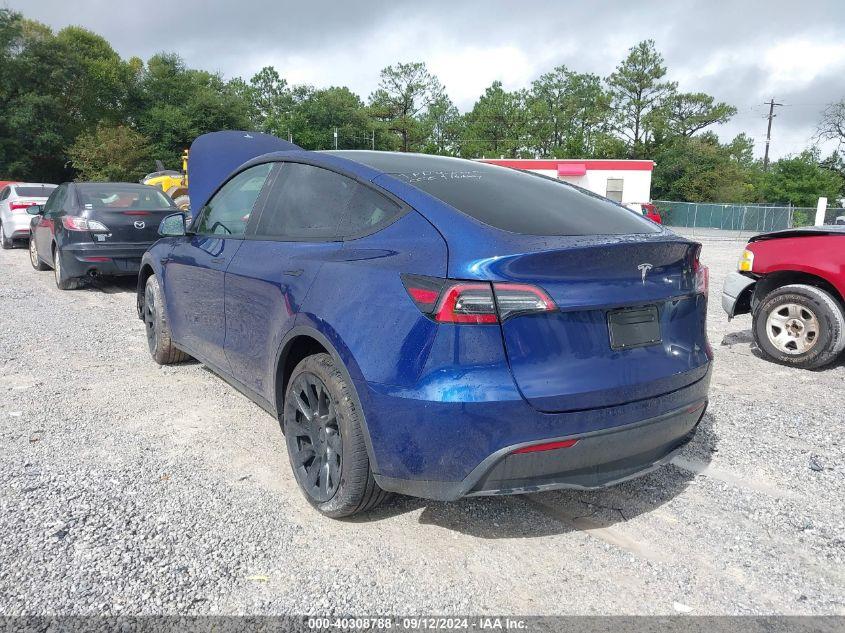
[13,0,845,159]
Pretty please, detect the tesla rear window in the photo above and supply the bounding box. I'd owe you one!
[77,185,174,210]
[15,186,56,197]
[392,164,659,236]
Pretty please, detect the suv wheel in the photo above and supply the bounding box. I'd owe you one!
[144,274,190,364]
[284,353,389,518]
[52,246,83,290]
[753,284,845,369]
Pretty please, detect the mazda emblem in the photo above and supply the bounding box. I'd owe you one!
[134,220,146,229]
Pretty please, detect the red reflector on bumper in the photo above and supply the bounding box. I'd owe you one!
[81,256,112,262]
[513,439,579,454]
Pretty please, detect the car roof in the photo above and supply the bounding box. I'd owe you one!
[324,150,481,174]
[9,182,56,189]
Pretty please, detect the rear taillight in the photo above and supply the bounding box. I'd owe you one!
[402,274,556,324]
[435,283,499,324]
[693,250,709,295]
[9,202,35,213]
[61,216,109,232]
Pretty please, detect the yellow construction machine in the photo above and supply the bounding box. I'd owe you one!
[141,150,190,212]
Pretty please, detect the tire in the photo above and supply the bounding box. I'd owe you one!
[143,274,190,365]
[0,224,12,249]
[52,246,83,290]
[173,195,190,212]
[29,235,49,270]
[284,353,389,518]
[753,284,845,369]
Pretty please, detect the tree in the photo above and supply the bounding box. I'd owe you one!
[461,82,527,158]
[67,124,153,181]
[763,148,844,207]
[607,40,677,156]
[134,53,252,167]
[527,66,611,157]
[817,98,845,151]
[419,94,463,155]
[0,17,136,182]
[651,133,762,202]
[291,86,382,150]
[663,92,736,137]
[369,62,444,152]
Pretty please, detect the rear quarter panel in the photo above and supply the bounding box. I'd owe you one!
[297,210,448,386]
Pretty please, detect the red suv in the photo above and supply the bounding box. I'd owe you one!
[722,226,845,369]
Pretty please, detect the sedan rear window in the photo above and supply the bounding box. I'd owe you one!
[15,185,56,197]
[392,163,659,236]
[77,185,174,210]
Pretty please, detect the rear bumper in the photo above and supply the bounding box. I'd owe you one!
[1,213,33,238]
[374,400,705,500]
[61,242,153,277]
[358,363,712,500]
[721,271,756,319]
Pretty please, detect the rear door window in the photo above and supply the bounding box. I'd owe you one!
[44,185,67,217]
[392,164,658,236]
[195,163,273,237]
[254,163,403,240]
[254,163,354,240]
[339,186,403,237]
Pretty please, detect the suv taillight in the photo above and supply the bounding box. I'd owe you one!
[401,274,556,324]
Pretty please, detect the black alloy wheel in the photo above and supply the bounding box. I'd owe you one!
[285,372,343,503]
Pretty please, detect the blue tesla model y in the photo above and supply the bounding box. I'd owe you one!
[137,131,711,517]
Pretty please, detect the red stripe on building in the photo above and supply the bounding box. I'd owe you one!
[480,159,654,172]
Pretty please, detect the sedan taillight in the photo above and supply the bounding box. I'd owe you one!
[61,216,110,232]
[693,249,709,295]
[9,202,35,213]
[402,274,556,324]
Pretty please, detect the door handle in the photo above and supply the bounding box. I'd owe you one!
[282,269,304,277]
[210,258,225,264]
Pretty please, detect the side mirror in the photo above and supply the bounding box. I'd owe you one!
[158,213,186,237]
[27,205,44,215]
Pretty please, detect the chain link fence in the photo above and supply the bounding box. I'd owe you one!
[654,200,844,237]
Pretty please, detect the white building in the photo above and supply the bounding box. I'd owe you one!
[479,159,655,211]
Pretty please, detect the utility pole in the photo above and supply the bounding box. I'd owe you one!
[763,98,783,171]
[333,127,338,150]
[371,130,375,151]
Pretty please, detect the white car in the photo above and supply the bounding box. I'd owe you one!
[0,182,57,248]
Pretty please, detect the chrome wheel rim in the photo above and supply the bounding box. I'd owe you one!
[766,302,819,355]
[29,238,38,267]
[53,250,61,284]
[286,372,342,503]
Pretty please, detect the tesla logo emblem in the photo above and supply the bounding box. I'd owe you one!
[638,263,653,284]
[133,221,145,229]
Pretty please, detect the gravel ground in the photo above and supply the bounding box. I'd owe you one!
[0,230,843,616]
